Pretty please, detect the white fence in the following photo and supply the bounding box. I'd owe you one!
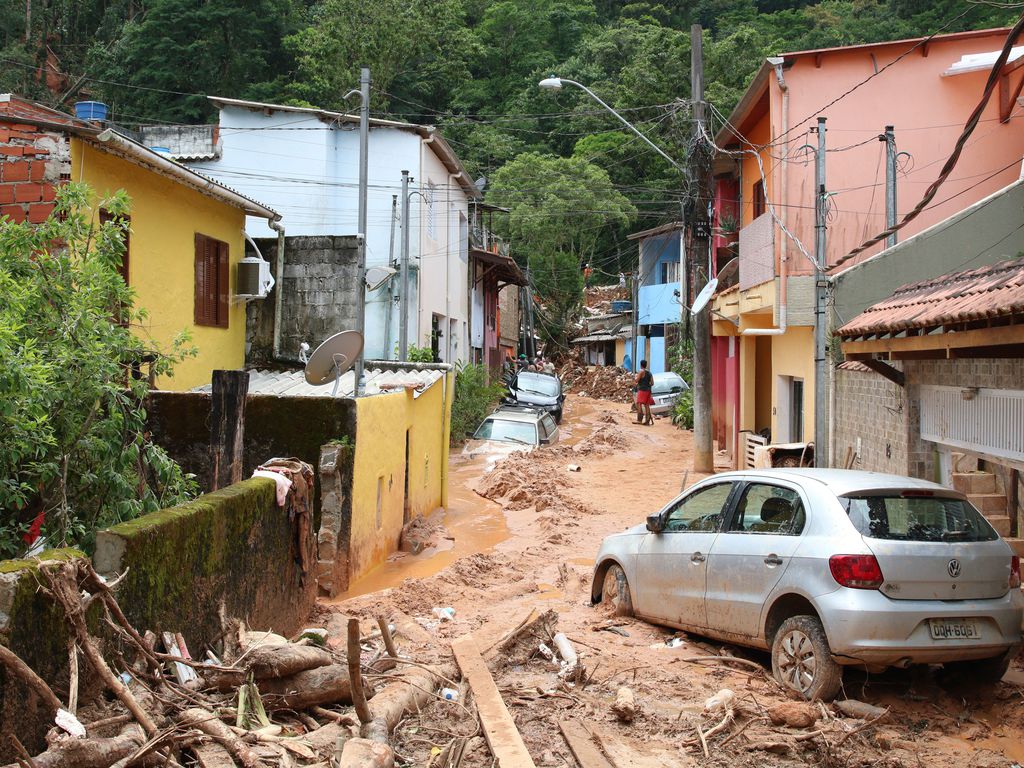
[920,384,1024,462]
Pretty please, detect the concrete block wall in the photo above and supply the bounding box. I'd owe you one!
[834,363,910,474]
[245,235,361,365]
[0,119,68,223]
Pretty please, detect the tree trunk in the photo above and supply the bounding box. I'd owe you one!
[0,725,145,768]
[259,664,370,711]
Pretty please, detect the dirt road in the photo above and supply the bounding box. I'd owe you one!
[325,396,1024,768]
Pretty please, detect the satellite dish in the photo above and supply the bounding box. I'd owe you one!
[691,278,719,316]
[474,176,487,191]
[716,257,739,284]
[365,266,397,291]
[304,330,364,397]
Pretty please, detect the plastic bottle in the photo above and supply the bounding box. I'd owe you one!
[440,687,459,701]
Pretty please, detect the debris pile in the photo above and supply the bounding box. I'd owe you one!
[557,359,635,402]
[583,284,630,315]
[0,558,457,768]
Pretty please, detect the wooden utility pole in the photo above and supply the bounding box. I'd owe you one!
[690,24,714,473]
[210,370,249,490]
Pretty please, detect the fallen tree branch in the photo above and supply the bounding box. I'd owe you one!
[835,708,891,746]
[348,619,373,726]
[0,643,62,715]
[0,725,146,768]
[179,708,261,768]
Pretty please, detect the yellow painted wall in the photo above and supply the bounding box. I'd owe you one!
[754,336,773,433]
[348,374,452,582]
[770,326,815,442]
[71,139,248,391]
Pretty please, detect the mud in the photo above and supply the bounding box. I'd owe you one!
[324,396,1024,768]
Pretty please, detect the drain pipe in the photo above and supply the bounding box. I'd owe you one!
[742,57,789,337]
[270,220,287,360]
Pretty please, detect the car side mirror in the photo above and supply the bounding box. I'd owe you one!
[646,513,663,533]
[540,437,550,445]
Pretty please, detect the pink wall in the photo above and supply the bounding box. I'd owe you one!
[754,29,1024,274]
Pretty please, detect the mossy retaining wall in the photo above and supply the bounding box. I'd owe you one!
[94,477,315,648]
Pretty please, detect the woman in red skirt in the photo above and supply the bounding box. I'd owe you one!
[635,360,654,426]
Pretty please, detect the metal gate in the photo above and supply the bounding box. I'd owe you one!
[920,384,1024,462]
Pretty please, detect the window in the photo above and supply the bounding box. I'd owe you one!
[729,484,805,535]
[842,493,997,542]
[194,233,229,328]
[662,482,733,532]
[752,180,766,219]
[99,209,130,284]
[660,260,679,284]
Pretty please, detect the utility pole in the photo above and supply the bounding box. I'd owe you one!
[524,265,536,359]
[631,272,639,371]
[813,117,829,467]
[353,66,370,392]
[883,125,897,248]
[690,24,713,474]
[383,193,398,359]
[399,170,411,362]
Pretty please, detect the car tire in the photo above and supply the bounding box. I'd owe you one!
[771,615,843,701]
[601,564,633,618]
[943,651,1013,684]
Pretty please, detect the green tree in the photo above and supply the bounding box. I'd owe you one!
[0,184,197,558]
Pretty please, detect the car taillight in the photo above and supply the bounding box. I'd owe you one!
[1011,556,1021,589]
[829,554,884,589]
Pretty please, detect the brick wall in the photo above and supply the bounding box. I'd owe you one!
[0,120,68,224]
[244,235,362,365]
[834,362,910,474]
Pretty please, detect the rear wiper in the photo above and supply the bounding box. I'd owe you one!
[941,530,970,541]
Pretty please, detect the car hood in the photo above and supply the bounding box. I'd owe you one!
[515,391,558,406]
[461,439,534,469]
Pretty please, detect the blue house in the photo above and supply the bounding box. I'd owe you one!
[627,222,684,373]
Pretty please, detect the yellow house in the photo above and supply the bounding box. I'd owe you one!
[72,130,281,390]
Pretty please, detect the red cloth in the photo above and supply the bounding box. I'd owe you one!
[636,390,655,406]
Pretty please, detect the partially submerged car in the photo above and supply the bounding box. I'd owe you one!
[507,371,565,423]
[649,371,690,415]
[591,468,1022,700]
[462,405,559,465]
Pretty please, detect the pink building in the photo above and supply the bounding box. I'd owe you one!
[709,27,1024,466]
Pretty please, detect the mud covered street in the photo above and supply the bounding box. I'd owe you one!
[325,397,1024,768]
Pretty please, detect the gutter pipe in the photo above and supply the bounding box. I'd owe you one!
[270,220,287,360]
[741,57,789,337]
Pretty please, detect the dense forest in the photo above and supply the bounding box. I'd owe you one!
[0,0,1016,306]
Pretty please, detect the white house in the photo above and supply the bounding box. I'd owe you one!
[180,97,480,363]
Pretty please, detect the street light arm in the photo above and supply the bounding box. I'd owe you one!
[556,78,684,172]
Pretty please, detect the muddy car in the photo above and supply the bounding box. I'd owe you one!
[591,468,1023,700]
[462,405,559,466]
[507,371,565,423]
[649,371,689,415]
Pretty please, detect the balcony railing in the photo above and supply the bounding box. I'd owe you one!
[469,225,510,258]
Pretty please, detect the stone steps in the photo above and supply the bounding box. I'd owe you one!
[953,471,998,495]
[969,492,1008,514]
[1006,538,1024,558]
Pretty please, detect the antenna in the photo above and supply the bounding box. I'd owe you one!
[303,330,365,397]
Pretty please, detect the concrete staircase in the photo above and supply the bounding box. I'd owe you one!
[952,471,1023,555]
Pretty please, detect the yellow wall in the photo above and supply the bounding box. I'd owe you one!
[770,326,815,442]
[72,139,249,391]
[348,373,452,582]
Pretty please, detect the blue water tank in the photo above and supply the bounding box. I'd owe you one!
[611,300,633,313]
[74,101,108,122]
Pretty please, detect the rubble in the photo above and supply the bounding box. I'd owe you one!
[557,359,635,403]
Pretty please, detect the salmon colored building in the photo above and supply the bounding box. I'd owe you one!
[708,28,1024,467]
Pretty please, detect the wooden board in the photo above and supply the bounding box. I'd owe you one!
[451,635,536,768]
[558,721,614,768]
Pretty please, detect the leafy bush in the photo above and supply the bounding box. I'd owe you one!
[450,364,505,446]
[671,390,694,431]
[394,343,436,363]
[0,184,197,558]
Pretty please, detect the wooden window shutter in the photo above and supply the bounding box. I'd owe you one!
[195,233,215,326]
[216,239,229,328]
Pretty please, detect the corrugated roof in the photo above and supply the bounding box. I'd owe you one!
[191,366,445,399]
[838,257,1024,338]
[572,329,633,344]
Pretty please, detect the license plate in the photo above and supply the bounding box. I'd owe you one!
[929,619,980,640]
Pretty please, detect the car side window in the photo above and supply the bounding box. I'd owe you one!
[729,483,805,535]
[537,418,550,441]
[662,483,733,533]
[542,414,556,435]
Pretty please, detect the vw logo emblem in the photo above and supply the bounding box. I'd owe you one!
[947,559,961,578]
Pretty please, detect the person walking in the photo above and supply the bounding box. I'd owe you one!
[635,359,654,425]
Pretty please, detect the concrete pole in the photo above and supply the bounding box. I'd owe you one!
[884,125,897,248]
[353,66,370,392]
[399,170,411,361]
[691,24,713,473]
[631,272,639,371]
[814,117,829,467]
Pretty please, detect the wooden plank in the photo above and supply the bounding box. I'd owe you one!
[192,743,238,767]
[841,324,1024,357]
[451,635,536,768]
[558,721,614,768]
[210,369,249,490]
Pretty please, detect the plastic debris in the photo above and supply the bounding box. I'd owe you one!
[704,689,736,713]
[440,687,459,702]
[55,708,87,738]
[431,607,456,621]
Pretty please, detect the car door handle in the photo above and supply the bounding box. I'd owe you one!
[764,555,783,566]
[691,552,706,563]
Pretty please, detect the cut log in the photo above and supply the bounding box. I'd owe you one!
[0,725,145,768]
[611,686,636,723]
[367,662,458,734]
[179,708,261,768]
[259,664,370,711]
[191,743,239,768]
[247,644,334,679]
[834,699,889,721]
[338,737,394,768]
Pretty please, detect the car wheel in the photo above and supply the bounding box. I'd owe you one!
[772,615,843,701]
[943,652,1013,684]
[601,564,633,617]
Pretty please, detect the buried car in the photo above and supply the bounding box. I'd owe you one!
[649,371,690,415]
[508,371,565,422]
[462,405,559,465]
[591,468,1023,700]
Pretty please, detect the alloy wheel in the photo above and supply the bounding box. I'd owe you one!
[777,629,817,694]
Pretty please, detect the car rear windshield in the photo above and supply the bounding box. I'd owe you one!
[840,493,998,542]
[473,419,537,445]
[651,376,685,395]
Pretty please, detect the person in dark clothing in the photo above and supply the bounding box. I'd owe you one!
[635,359,654,425]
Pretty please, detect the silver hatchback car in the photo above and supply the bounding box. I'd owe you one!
[592,469,1023,700]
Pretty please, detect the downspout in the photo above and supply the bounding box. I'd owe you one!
[742,57,789,337]
[270,219,287,360]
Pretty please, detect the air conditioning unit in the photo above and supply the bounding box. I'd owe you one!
[237,256,274,299]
